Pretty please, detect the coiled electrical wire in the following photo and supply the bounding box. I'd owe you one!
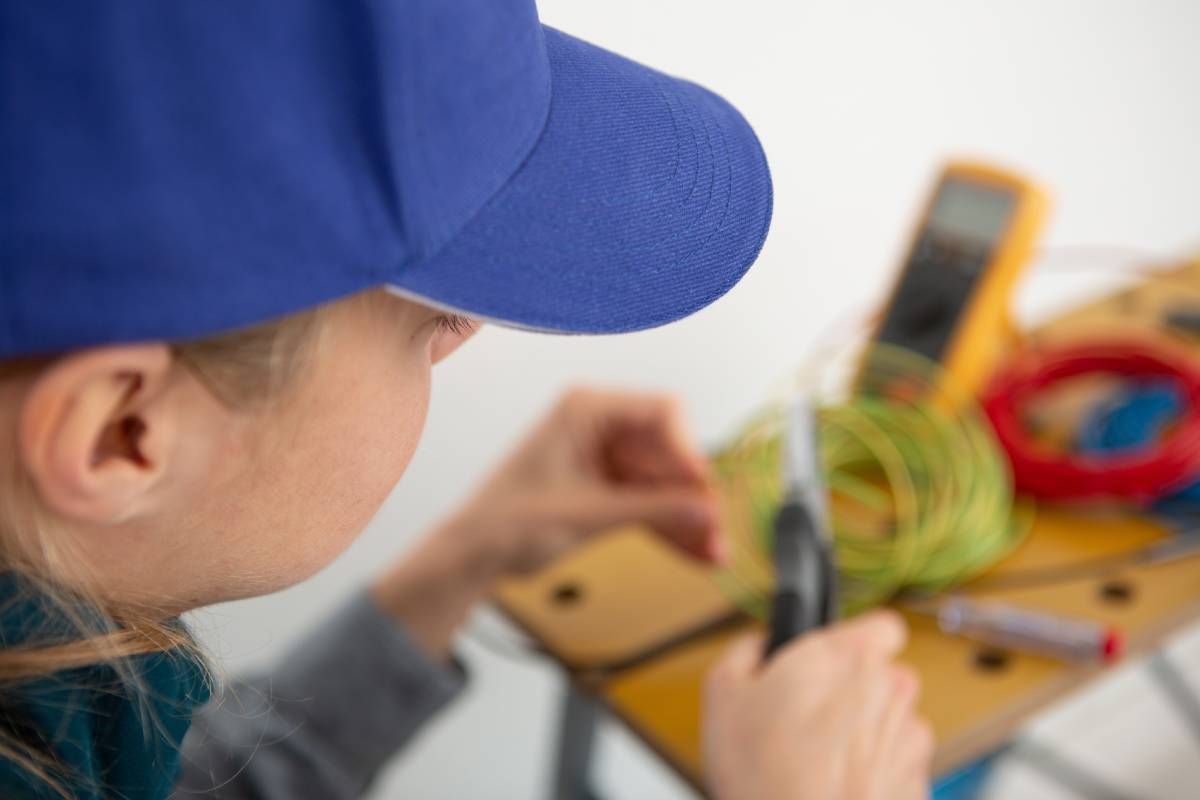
[713,345,1031,616]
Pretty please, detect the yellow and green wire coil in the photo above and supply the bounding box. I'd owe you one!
[713,346,1031,617]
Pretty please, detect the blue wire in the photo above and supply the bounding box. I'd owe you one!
[1076,380,1200,514]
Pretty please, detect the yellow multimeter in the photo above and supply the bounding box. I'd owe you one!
[870,161,1050,398]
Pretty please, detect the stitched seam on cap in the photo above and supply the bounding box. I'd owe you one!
[395,82,743,326]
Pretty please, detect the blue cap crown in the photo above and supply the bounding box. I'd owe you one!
[1,0,772,358]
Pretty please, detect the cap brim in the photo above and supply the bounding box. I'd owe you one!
[386,26,773,334]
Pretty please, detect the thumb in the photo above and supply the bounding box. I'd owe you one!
[536,485,724,563]
[709,632,766,687]
[823,610,908,661]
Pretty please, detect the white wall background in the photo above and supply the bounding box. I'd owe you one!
[187,2,1200,798]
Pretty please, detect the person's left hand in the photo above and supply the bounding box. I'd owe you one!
[371,387,724,658]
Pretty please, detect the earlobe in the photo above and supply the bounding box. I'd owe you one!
[18,344,175,524]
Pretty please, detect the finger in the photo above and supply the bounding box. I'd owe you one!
[622,398,711,484]
[877,665,921,755]
[622,488,722,562]
[535,484,722,562]
[896,775,933,800]
[615,487,723,563]
[709,633,765,687]
[567,388,711,485]
[823,609,908,661]
[900,717,936,778]
[606,421,710,485]
[833,656,902,733]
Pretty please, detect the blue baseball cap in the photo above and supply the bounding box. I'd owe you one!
[0,0,772,359]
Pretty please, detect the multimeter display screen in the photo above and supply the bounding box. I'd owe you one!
[928,180,1015,250]
[874,179,1015,361]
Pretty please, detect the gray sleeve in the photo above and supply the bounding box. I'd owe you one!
[175,591,467,799]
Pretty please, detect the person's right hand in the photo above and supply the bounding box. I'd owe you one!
[703,611,933,800]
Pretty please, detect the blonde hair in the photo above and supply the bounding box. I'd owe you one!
[0,307,326,796]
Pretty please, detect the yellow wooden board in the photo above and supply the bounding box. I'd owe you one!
[497,529,734,669]
[495,256,1200,795]
[600,510,1200,788]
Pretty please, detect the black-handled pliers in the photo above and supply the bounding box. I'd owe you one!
[765,398,839,657]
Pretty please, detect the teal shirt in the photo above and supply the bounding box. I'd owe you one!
[0,574,209,799]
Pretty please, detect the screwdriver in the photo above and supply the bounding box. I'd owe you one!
[926,597,1125,664]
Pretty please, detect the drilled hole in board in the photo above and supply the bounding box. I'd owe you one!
[1098,579,1136,605]
[550,582,584,607]
[973,647,1011,673]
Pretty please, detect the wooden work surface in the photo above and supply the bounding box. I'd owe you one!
[495,258,1200,796]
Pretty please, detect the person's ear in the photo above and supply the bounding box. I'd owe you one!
[17,344,177,524]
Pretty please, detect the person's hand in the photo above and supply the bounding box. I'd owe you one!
[704,611,933,800]
[371,387,722,658]
[452,386,724,575]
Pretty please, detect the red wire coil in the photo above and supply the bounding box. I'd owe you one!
[981,339,1200,502]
